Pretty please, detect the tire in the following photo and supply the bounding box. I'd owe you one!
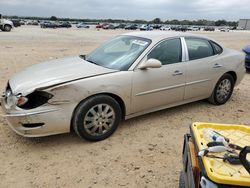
[179,171,185,188]
[4,25,11,32]
[208,73,235,105]
[72,95,122,141]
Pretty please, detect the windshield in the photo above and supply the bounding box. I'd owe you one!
[85,36,151,70]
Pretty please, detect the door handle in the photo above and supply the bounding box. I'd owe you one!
[213,63,222,68]
[172,70,183,76]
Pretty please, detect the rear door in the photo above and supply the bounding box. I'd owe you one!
[184,37,224,100]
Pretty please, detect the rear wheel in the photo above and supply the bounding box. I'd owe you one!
[72,95,122,141]
[208,73,235,105]
[4,25,11,32]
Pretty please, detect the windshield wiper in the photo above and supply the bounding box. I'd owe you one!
[86,59,98,65]
[80,55,98,65]
[79,55,86,59]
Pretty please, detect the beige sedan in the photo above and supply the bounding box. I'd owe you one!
[0,32,245,141]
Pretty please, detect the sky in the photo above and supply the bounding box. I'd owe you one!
[0,0,249,21]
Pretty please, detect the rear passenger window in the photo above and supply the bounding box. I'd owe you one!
[185,38,214,61]
[148,38,182,65]
[210,41,223,54]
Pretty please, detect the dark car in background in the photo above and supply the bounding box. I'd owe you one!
[11,19,21,27]
[125,24,138,30]
[243,45,250,70]
[40,22,58,28]
[114,24,126,29]
[58,22,72,28]
[152,24,161,29]
[204,27,215,31]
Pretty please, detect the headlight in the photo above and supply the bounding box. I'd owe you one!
[6,94,28,108]
[5,90,53,109]
[6,95,17,107]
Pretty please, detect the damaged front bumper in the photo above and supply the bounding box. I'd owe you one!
[0,97,71,137]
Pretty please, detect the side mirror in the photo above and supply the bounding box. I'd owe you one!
[138,58,162,69]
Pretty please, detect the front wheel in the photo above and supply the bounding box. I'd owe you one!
[4,25,11,32]
[208,73,235,105]
[72,95,122,141]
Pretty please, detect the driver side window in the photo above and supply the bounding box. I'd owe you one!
[147,38,182,65]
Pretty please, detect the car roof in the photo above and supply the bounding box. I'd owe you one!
[122,31,209,42]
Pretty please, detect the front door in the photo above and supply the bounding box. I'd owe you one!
[131,38,186,114]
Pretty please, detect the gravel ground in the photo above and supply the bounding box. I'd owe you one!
[0,26,250,188]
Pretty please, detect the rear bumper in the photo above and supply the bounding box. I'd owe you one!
[0,97,71,137]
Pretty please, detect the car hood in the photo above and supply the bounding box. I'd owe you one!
[243,45,250,54]
[9,56,117,95]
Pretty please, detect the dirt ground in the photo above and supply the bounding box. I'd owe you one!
[0,26,250,188]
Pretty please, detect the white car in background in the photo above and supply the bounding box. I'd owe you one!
[188,26,200,31]
[160,26,171,31]
[1,32,245,141]
[76,23,90,28]
[0,14,14,32]
[219,28,230,32]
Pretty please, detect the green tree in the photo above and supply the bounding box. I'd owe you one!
[152,18,162,24]
[50,16,58,21]
[215,20,227,26]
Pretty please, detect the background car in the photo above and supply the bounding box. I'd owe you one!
[1,32,245,141]
[160,26,171,31]
[40,22,58,28]
[96,23,108,29]
[219,28,230,32]
[187,26,200,31]
[152,24,162,29]
[114,24,126,29]
[26,20,39,25]
[124,24,138,30]
[76,23,90,28]
[103,24,115,29]
[11,19,21,27]
[203,27,215,31]
[243,45,250,70]
[58,22,72,28]
[140,24,153,31]
[174,26,188,32]
[0,15,13,31]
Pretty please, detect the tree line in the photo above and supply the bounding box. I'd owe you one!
[4,15,238,27]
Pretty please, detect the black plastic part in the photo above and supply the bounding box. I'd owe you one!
[239,146,250,174]
[179,171,185,188]
[229,143,243,151]
[181,134,196,188]
[223,154,241,165]
[207,141,224,147]
[22,123,44,128]
[19,91,53,109]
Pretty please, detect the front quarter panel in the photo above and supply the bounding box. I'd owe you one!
[45,71,133,117]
